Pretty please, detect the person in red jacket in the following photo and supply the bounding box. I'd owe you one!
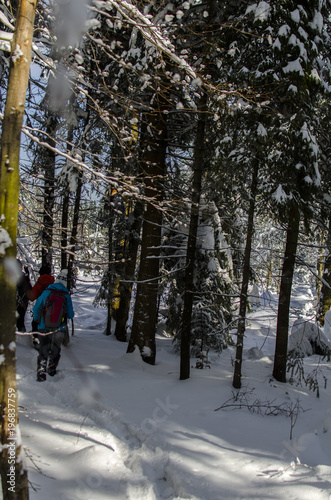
[27,264,55,349]
[27,265,55,301]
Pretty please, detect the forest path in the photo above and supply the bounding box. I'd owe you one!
[14,280,331,500]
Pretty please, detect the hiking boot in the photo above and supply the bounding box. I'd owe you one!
[32,335,40,351]
[37,357,47,382]
[47,365,57,376]
[37,372,46,382]
[47,354,59,376]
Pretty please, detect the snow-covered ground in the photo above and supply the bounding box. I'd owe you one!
[12,279,331,499]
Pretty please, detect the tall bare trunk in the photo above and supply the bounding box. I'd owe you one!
[67,172,82,291]
[0,1,37,498]
[127,108,167,364]
[115,200,143,341]
[233,161,259,389]
[180,94,207,380]
[41,115,57,267]
[273,206,300,382]
[318,215,331,326]
[60,95,75,270]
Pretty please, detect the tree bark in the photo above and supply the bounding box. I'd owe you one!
[41,115,57,268]
[0,1,37,498]
[61,94,76,271]
[106,192,114,336]
[115,200,143,341]
[115,119,145,342]
[233,161,259,389]
[61,190,70,270]
[127,108,167,364]
[180,93,207,380]
[67,171,82,291]
[318,215,331,326]
[273,205,300,383]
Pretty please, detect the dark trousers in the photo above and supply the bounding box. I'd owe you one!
[37,330,65,376]
[16,305,27,332]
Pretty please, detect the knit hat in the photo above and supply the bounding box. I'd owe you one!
[39,264,51,275]
[55,269,68,286]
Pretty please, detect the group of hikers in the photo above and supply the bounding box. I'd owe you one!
[16,262,74,382]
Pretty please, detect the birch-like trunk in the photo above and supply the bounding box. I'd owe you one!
[0,1,37,498]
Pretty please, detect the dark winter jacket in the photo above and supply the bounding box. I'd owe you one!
[33,282,74,331]
[16,271,32,308]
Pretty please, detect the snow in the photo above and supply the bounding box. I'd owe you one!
[310,12,324,33]
[278,24,291,37]
[290,9,300,23]
[257,123,267,137]
[12,278,331,500]
[12,44,23,64]
[325,311,331,342]
[288,319,330,357]
[282,58,304,76]
[273,184,288,202]
[254,2,271,22]
[288,84,298,93]
[0,228,12,257]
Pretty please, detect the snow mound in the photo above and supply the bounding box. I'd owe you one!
[248,284,261,308]
[294,432,331,467]
[324,310,331,343]
[247,347,265,359]
[288,319,331,357]
[260,289,278,306]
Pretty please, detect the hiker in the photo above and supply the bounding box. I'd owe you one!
[16,260,32,332]
[27,264,55,349]
[33,269,74,382]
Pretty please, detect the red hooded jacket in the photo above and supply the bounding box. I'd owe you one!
[27,274,55,301]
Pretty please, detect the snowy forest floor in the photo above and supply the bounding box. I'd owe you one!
[11,278,331,500]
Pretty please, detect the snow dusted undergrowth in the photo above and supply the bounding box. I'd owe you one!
[13,279,331,500]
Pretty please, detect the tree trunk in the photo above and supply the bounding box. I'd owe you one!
[106,192,114,336]
[61,191,69,269]
[115,118,145,342]
[67,112,90,292]
[41,115,58,268]
[67,171,82,291]
[127,108,167,364]
[180,93,207,380]
[273,205,300,383]
[115,200,143,341]
[318,215,331,326]
[233,161,259,389]
[0,1,37,498]
[61,95,75,270]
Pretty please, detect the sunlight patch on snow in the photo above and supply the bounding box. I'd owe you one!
[15,278,331,500]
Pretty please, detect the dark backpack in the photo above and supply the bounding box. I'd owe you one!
[43,290,67,329]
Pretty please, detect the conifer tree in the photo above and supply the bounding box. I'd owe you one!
[204,0,330,382]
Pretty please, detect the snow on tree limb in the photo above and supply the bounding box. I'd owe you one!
[21,124,167,211]
[91,0,198,81]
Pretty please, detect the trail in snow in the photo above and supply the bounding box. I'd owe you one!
[12,281,331,500]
